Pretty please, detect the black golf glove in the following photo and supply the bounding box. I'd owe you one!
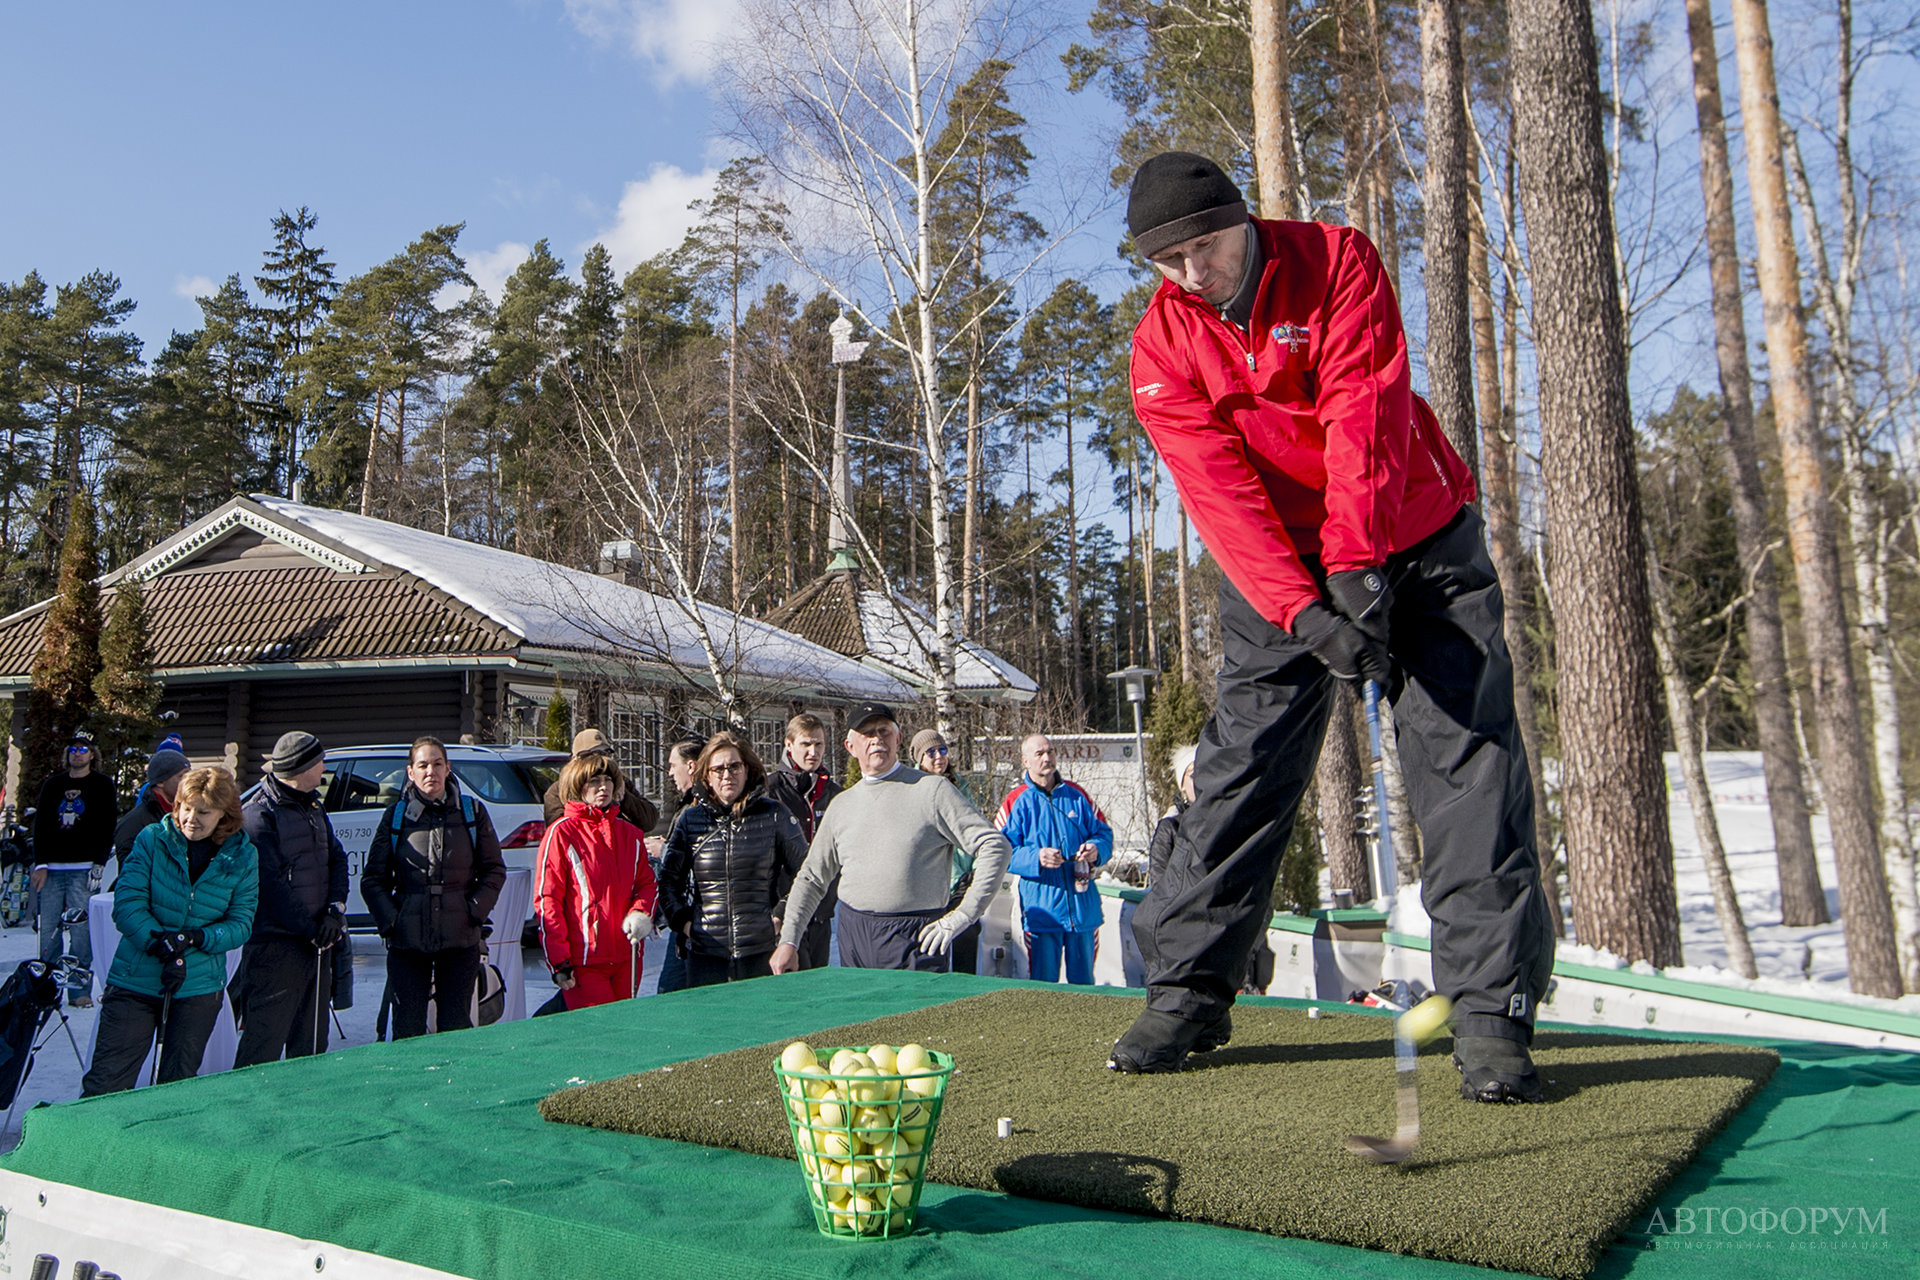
[145,931,179,960]
[1292,602,1391,683]
[1326,567,1392,647]
[313,905,346,950]
[160,953,187,995]
[180,927,206,950]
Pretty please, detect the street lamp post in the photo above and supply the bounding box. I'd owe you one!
[827,310,870,572]
[1107,664,1160,849]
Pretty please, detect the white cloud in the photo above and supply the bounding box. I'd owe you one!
[587,164,719,274]
[173,274,219,301]
[561,0,739,84]
[465,241,533,306]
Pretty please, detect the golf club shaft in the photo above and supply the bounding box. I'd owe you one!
[1362,680,1396,904]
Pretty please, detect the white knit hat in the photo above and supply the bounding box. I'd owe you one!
[1169,744,1198,786]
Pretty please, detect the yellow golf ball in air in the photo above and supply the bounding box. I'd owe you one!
[1397,994,1455,1045]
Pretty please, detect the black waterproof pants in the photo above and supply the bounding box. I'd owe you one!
[231,936,330,1066]
[388,944,483,1038]
[80,986,224,1096]
[1132,507,1554,1044]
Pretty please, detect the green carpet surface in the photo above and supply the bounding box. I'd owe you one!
[539,988,1777,1278]
[1,969,1914,1280]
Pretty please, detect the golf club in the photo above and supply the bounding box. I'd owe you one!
[630,937,641,1000]
[149,988,172,1088]
[1342,679,1422,1164]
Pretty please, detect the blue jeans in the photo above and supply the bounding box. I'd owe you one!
[37,868,94,1000]
[1026,929,1097,985]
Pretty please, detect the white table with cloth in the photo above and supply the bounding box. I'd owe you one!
[85,893,241,1082]
[483,866,531,1024]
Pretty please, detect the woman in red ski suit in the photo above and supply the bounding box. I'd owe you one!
[536,753,657,1010]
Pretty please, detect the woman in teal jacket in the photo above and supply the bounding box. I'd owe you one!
[81,766,258,1096]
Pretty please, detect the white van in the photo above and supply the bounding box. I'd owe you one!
[282,744,569,931]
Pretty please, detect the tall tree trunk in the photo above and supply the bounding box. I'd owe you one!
[1249,0,1305,219]
[1681,0,1828,927]
[1470,144,1564,937]
[1320,690,1370,900]
[1363,0,1401,294]
[1066,399,1086,723]
[1511,0,1680,967]
[1728,0,1900,995]
[1141,458,1161,670]
[1418,0,1477,473]
[1779,2,1916,983]
[359,394,385,518]
[1649,532,1759,978]
[1339,0,1373,236]
[728,250,743,611]
[1176,499,1193,682]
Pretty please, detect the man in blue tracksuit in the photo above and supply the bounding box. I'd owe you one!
[996,735,1113,985]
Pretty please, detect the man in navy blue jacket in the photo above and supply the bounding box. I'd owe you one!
[996,735,1113,985]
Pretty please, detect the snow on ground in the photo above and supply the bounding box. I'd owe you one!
[1391,751,1920,1016]
[0,932,614,1154]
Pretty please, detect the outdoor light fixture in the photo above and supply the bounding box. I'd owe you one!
[1107,664,1159,848]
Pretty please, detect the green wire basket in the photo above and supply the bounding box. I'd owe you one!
[773,1043,955,1239]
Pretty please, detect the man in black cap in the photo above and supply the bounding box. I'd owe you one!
[234,730,349,1066]
[31,728,117,1006]
[1115,152,1553,1102]
[769,703,1010,974]
[112,747,192,865]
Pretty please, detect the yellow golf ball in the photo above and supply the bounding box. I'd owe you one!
[1398,994,1455,1045]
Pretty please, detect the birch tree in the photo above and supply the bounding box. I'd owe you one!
[721,0,1045,734]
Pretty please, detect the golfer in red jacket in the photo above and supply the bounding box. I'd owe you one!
[1112,152,1554,1103]
[537,753,658,1010]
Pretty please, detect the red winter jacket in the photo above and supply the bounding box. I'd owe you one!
[537,800,657,972]
[1130,218,1475,630]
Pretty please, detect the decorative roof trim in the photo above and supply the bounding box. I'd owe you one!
[115,501,371,583]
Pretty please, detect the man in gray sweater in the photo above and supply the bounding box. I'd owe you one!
[771,703,1010,974]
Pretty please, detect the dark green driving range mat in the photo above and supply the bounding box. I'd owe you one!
[542,987,1777,1279]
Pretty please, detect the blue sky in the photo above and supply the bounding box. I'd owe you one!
[0,0,1134,357]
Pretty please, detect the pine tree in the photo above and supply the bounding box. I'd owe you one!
[566,244,622,369]
[256,208,339,495]
[91,576,162,795]
[543,678,572,752]
[23,487,104,805]
[1145,674,1210,815]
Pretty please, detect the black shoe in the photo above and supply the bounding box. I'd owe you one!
[1109,1007,1217,1073]
[1191,1008,1232,1053]
[1452,1034,1545,1103]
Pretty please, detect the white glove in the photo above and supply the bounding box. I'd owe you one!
[623,911,650,944]
[917,911,971,957]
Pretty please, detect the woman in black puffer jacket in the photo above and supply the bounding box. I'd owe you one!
[363,736,507,1037]
[659,732,809,987]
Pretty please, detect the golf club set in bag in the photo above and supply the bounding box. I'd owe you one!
[29,1253,123,1279]
[0,908,94,1137]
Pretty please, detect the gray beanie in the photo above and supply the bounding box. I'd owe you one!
[145,749,191,787]
[270,731,325,777]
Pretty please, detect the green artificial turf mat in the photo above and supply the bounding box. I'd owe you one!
[541,987,1778,1279]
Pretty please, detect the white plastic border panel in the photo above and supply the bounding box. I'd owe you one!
[0,1171,469,1280]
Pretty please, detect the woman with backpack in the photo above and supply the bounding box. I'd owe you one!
[535,752,657,1010]
[363,736,507,1038]
[658,732,809,988]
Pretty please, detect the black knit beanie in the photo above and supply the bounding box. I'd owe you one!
[1128,152,1249,258]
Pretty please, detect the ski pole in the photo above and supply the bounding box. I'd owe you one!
[1362,680,1397,906]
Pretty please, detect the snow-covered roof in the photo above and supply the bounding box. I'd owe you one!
[856,588,1039,699]
[174,497,911,701]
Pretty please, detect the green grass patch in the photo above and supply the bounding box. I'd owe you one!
[540,988,1777,1278]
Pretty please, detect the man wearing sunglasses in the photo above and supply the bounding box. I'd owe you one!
[31,729,118,1007]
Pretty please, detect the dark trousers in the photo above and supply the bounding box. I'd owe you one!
[684,949,773,987]
[836,903,948,973]
[80,986,224,1096]
[232,936,330,1067]
[1133,507,1554,1043]
[656,937,689,994]
[388,944,483,1038]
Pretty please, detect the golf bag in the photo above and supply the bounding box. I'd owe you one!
[0,812,31,928]
[0,960,62,1109]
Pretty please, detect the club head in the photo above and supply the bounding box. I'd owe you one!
[1341,1133,1415,1164]
[59,907,88,926]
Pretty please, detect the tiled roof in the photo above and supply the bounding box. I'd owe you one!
[0,566,510,677]
[765,572,866,658]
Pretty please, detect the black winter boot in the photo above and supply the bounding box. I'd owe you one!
[1452,1035,1545,1103]
[1108,1007,1228,1073]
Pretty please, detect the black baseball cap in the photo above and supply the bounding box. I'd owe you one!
[848,702,897,732]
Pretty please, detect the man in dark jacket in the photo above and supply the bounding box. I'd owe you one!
[32,728,118,1006]
[112,748,191,865]
[542,729,658,833]
[1114,153,1553,1101]
[233,731,349,1066]
[765,713,841,969]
